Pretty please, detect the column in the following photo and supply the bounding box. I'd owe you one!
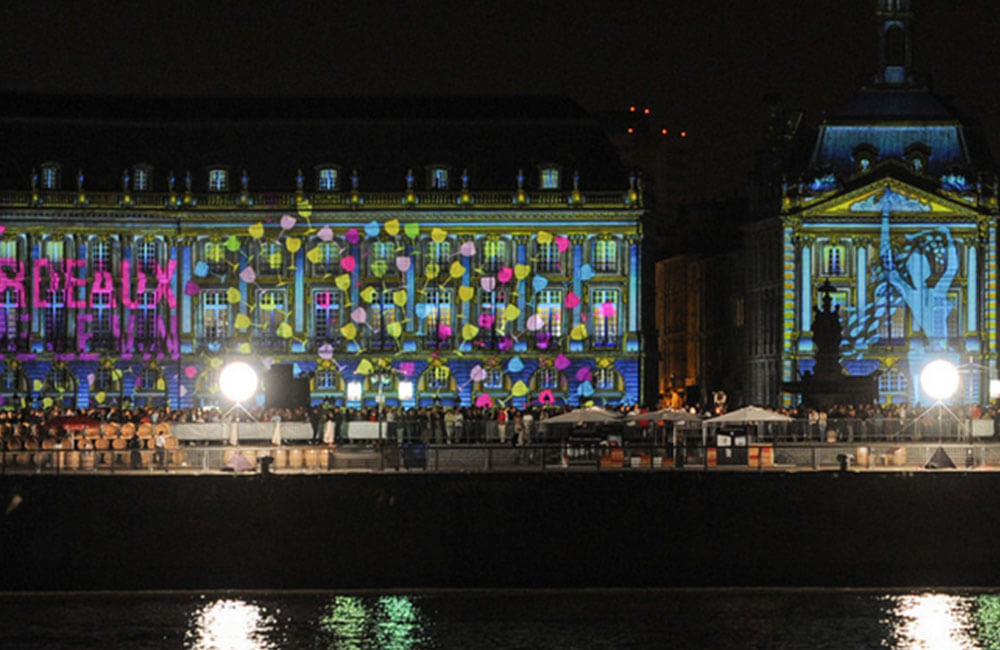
[856,244,867,339]
[800,243,812,332]
[967,245,978,332]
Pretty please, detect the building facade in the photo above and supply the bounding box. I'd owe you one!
[0,96,645,411]
[752,0,999,407]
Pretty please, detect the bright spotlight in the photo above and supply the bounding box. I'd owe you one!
[219,361,258,403]
[347,381,363,402]
[398,381,414,401]
[921,359,959,401]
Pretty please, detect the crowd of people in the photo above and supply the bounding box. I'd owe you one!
[1,399,999,445]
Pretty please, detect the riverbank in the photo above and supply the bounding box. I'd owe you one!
[1,470,996,590]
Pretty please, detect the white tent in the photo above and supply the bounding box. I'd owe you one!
[545,407,623,425]
[705,406,793,424]
[623,408,702,423]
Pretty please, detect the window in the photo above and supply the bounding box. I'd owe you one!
[482,239,506,273]
[315,369,339,391]
[136,291,158,348]
[45,240,65,266]
[592,289,619,347]
[135,240,159,276]
[0,288,20,351]
[421,289,452,349]
[427,240,451,267]
[202,290,229,341]
[536,367,560,389]
[877,289,905,343]
[484,369,504,390]
[425,366,450,391]
[135,366,164,404]
[133,165,152,191]
[259,242,284,274]
[40,163,61,190]
[593,239,617,273]
[204,241,228,275]
[312,242,339,275]
[256,289,287,350]
[317,167,339,191]
[595,367,618,391]
[43,287,67,351]
[429,167,449,190]
[0,363,24,394]
[313,289,342,347]
[89,291,114,351]
[45,364,74,394]
[878,368,908,394]
[536,242,562,274]
[370,241,394,278]
[536,289,563,341]
[89,239,112,274]
[478,289,508,348]
[94,367,117,392]
[368,289,398,349]
[540,167,560,189]
[822,245,846,276]
[208,168,229,192]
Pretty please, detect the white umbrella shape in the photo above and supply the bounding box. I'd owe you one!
[623,408,702,423]
[545,407,623,425]
[705,406,793,423]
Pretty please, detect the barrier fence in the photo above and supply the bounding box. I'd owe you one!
[3,440,999,474]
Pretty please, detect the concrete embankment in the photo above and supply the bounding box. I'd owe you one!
[0,470,997,590]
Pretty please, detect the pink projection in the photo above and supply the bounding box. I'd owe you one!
[0,257,180,359]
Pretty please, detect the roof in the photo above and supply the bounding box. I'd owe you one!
[826,87,957,121]
[0,94,628,193]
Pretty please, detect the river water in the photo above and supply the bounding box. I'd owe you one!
[2,589,999,649]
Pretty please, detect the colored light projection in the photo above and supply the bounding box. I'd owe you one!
[0,200,639,409]
[792,188,991,405]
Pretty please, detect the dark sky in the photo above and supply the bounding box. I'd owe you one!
[1,0,997,196]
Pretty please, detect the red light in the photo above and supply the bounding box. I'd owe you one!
[643,108,651,115]
[661,129,667,135]
[627,127,634,134]
[681,131,687,138]
[629,106,636,112]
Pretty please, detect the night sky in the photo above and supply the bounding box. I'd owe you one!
[1,0,997,197]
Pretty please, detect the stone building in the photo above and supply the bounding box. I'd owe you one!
[0,95,646,410]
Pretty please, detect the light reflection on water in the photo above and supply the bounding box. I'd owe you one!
[2,589,1000,649]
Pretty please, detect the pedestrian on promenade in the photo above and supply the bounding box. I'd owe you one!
[153,429,167,470]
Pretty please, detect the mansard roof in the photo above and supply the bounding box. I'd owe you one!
[0,94,628,192]
[807,85,993,178]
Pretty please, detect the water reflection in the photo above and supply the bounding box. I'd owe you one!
[186,598,277,650]
[884,593,978,649]
[318,595,427,649]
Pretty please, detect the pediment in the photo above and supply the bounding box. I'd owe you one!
[799,178,979,219]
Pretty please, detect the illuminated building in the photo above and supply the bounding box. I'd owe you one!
[0,96,645,410]
[750,0,999,406]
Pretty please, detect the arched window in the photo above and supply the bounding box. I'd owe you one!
[208,168,229,192]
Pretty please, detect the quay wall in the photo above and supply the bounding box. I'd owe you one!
[1,470,998,590]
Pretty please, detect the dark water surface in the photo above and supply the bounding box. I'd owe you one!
[2,589,999,649]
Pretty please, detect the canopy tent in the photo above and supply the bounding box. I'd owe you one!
[544,407,623,425]
[623,408,702,423]
[705,406,793,424]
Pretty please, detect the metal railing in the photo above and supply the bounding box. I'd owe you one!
[6,440,998,475]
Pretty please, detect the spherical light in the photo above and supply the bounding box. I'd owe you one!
[219,361,258,403]
[920,359,959,401]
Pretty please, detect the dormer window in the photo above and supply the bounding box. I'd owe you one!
[905,143,930,175]
[39,162,61,190]
[316,166,339,191]
[208,168,229,192]
[539,166,561,190]
[428,166,449,190]
[133,164,152,191]
[851,144,878,174]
